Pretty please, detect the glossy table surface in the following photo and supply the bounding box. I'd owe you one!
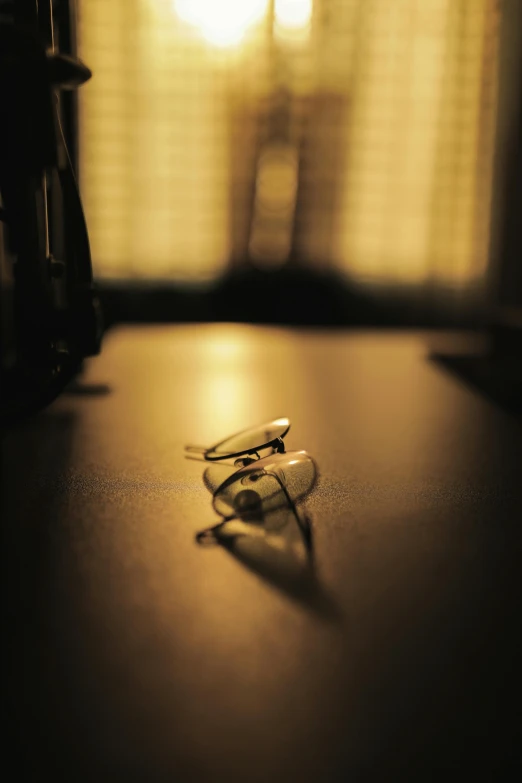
[2,325,522,781]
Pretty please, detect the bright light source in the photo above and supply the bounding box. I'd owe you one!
[274,0,313,30]
[174,0,268,47]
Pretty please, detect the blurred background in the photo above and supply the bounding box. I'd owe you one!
[76,0,521,326]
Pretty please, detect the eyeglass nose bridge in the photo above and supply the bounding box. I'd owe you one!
[232,437,285,467]
[273,437,285,454]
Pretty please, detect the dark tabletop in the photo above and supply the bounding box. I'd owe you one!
[2,326,522,782]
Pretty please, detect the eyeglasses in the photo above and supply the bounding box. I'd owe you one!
[208,450,315,516]
[197,450,316,548]
[185,417,291,462]
[188,418,316,547]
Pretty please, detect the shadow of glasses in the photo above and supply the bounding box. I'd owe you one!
[195,451,340,621]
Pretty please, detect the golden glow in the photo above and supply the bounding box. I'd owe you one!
[256,146,298,210]
[79,0,500,290]
[275,0,313,30]
[249,144,299,267]
[79,0,233,281]
[174,0,268,47]
[333,0,499,288]
[274,0,313,44]
[203,333,249,361]
[196,332,261,435]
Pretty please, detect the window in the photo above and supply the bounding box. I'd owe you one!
[79,0,500,293]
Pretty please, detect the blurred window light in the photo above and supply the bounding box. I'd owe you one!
[256,146,299,210]
[174,0,268,47]
[249,144,299,267]
[79,0,501,293]
[275,0,313,30]
[274,0,314,44]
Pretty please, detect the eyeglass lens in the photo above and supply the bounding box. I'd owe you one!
[205,417,290,460]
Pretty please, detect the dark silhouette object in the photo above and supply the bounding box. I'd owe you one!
[209,265,381,326]
[431,331,522,417]
[64,380,111,396]
[0,1,102,428]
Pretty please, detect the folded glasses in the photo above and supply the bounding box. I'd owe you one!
[187,418,316,547]
[185,417,291,462]
[197,450,316,548]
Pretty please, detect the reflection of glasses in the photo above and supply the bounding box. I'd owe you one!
[185,417,291,462]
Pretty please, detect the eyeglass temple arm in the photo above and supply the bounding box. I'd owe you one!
[249,467,313,551]
[186,438,285,458]
[184,444,208,454]
[273,473,311,548]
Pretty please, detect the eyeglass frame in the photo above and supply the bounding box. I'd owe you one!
[185,418,291,462]
[200,450,314,549]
